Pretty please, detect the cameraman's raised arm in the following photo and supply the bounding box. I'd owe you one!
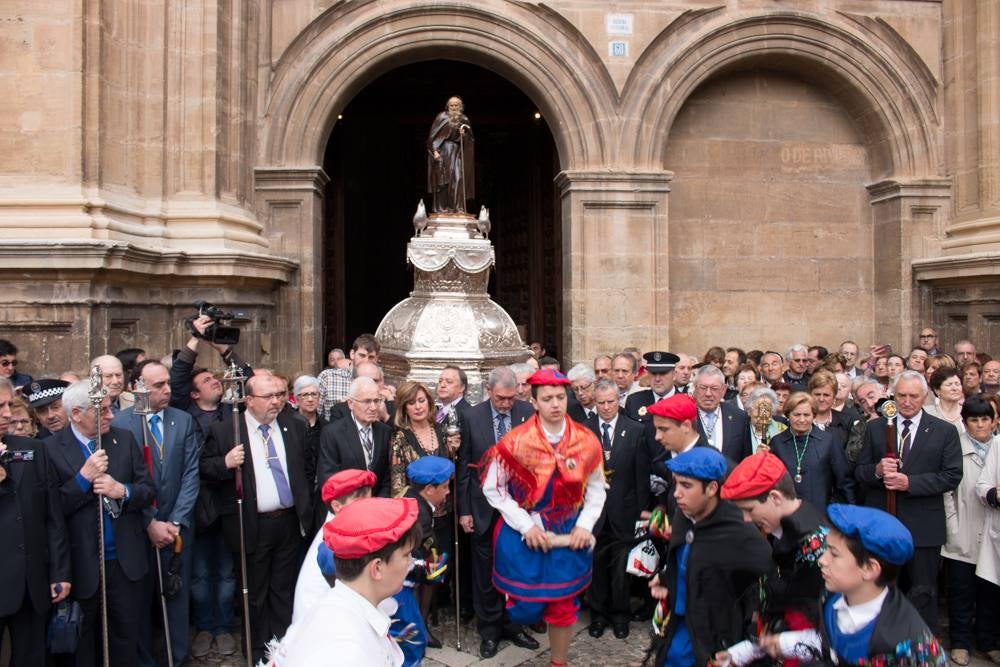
[170,314,254,412]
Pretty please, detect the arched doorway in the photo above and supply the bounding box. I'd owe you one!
[321,61,561,356]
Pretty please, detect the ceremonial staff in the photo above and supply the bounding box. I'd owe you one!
[879,400,898,516]
[445,409,463,651]
[221,362,253,667]
[88,366,112,667]
[131,378,175,667]
[751,400,774,452]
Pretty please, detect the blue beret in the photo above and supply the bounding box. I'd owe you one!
[666,447,728,481]
[407,455,455,485]
[316,542,336,577]
[826,504,914,566]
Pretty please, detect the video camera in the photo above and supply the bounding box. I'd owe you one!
[186,300,241,346]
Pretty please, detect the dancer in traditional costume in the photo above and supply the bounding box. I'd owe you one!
[756,505,946,667]
[481,369,607,667]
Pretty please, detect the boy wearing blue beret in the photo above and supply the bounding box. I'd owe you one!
[754,505,946,667]
[648,448,772,667]
[394,455,454,664]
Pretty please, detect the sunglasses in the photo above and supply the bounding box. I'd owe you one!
[0,359,16,367]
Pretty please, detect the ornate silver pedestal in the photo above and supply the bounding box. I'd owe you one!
[376,210,529,403]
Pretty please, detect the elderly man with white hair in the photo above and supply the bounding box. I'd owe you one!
[90,353,129,414]
[782,343,810,391]
[566,363,597,423]
[692,364,751,462]
[317,376,392,497]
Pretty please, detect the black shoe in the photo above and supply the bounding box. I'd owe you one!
[460,609,475,623]
[425,632,442,649]
[588,620,607,638]
[613,623,630,639]
[480,639,499,658]
[506,630,540,650]
[529,620,548,634]
[631,605,653,622]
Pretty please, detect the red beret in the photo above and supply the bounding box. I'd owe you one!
[721,452,788,500]
[321,469,376,505]
[646,393,697,423]
[323,497,419,559]
[527,369,571,386]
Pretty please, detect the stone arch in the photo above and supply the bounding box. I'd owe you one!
[620,11,940,179]
[259,1,618,171]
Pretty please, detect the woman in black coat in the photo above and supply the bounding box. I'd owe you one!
[770,392,856,509]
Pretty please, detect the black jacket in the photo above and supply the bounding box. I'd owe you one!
[199,413,313,554]
[316,415,392,497]
[854,411,962,547]
[770,427,856,508]
[456,399,533,536]
[45,427,156,598]
[0,435,70,615]
[656,500,772,666]
[567,402,596,425]
[694,402,752,463]
[585,413,650,540]
[761,500,827,629]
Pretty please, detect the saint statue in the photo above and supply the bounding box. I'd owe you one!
[427,96,474,214]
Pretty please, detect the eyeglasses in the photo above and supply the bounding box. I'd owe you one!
[9,419,32,427]
[250,392,286,401]
[572,382,594,392]
[919,334,937,339]
[297,391,320,399]
[0,360,17,367]
[353,398,385,407]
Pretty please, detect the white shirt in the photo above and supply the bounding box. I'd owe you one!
[245,411,291,513]
[699,408,724,452]
[352,415,374,469]
[271,582,403,667]
[292,512,334,624]
[482,420,607,536]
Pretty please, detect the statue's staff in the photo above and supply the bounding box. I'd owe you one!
[131,378,175,667]
[879,400,899,516]
[221,362,253,667]
[458,123,470,213]
[751,400,773,452]
[87,366,112,667]
[445,409,463,651]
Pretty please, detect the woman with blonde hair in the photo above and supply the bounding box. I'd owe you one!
[769,392,855,508]
[389,380,460,647]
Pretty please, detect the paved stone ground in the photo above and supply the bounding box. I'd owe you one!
[188,607,998,667]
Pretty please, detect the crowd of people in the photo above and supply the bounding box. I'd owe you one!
[0,324,999,667]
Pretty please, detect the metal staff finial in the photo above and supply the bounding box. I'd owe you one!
[220,361,248,405]
[132,377,151,416]
[89,364,108,405]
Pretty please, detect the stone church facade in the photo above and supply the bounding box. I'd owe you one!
[1,1,998,374]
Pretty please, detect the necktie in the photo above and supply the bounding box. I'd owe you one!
[361,427,374,468]
[601,422,612,452]
[703,411,718,440]
[148,414,162,446]
[86,439,97,455]
[899,419,912,465]
[259,424,293,508]
[435,408,448,425]
[495,413,509,441]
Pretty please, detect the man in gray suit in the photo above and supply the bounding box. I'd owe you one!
[113,360,201,667]
[457,366,539,658]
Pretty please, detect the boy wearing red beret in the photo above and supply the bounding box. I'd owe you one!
[716,452,828,666]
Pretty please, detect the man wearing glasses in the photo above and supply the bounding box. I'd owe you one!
[0,339,33,391]
[317,376,392,498]
[918,328,941,355]
[200,372,312,664]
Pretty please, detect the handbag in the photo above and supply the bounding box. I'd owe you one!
[626,538,660,578]
[47,599,84,654]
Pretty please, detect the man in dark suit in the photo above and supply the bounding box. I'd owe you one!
[624,351,679,422]
[566,363,598,423]
[585,380,650,639]
[456,366,538,658]
[692,365,751,463]
[46,380,156,667]
[854,370,962,633]
[0,378,72,666]
[316,376,392,495]
[647,393,715,518]
[200,372,312,663]
[113,360,201,667]
[435,365,470,425]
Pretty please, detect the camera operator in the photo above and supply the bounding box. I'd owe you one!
[170,311,250,659]
[0,377,72,666]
